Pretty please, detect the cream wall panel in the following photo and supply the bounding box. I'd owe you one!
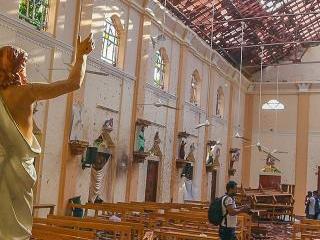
[254,46,320,83]
[309,94,320,131]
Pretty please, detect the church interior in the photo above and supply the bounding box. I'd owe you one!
[1,0,320,239]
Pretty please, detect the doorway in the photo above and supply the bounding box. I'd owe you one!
[210,170,217,203]
[145,160,159,202]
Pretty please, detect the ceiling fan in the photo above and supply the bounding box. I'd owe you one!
[195,120,211,129]
[234,131,250,142]
[49,63,109,77]
[138,99,178,110]
[245,140,288,155]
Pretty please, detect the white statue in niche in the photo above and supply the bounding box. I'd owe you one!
[190,75,197,105]
[216,87,224,118]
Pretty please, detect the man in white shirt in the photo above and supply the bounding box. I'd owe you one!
[219,181,249,240]
[308,192,316,219]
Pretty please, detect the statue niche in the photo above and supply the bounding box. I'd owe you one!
[87,118,114,203]
[176,131,191,168]
[186,143,196,162]
[148,131,163,160]
[133,119,151,163]
[206,140,221,171]
[228,148,240,176]
[69,103,89,155]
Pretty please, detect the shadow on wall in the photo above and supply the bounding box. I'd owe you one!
[116,149,129,176]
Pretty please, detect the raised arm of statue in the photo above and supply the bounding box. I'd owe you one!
[25,34,95,103]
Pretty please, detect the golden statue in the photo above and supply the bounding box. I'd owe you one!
[0,34,94,239]
[149,131,162,159]
[261,154,281,174]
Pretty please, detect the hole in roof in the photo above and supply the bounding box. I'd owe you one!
[260,0,286,13]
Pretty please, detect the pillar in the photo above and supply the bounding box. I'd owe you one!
[294,84,310,216]
[241,94,254,187]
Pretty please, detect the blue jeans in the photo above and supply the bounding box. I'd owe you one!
[219,226,236,240]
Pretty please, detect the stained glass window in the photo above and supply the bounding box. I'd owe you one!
[19,0,49,30]
[102,18,119,66]
[153,50,165,90]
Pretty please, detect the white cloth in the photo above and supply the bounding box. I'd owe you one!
[309,196,316,215]
[183,179,194,201]
[70,104,83,140]
[0,96,41,240]
[88,166,106,203]
[221,196,237,228]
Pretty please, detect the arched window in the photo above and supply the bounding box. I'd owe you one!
[262,99,285,110]
[153,50,166,89]
[102,17,119,66]
[216,87,224,118]
[18,0,49,30]
[190,70,200,105]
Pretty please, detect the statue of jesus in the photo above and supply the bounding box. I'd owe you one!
[0,34,94,239]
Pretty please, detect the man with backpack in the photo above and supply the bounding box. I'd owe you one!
[208,181,249,240]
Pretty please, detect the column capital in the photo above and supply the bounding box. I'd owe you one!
[296,83,311,92]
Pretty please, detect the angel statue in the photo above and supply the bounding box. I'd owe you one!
[0,34,94,239]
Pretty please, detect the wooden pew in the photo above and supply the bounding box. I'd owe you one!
[32,229,92,240]
[32,223,94,239]
[47,214,144,239]
[66,202,249,240]
[153,229,219,240]
[33,204,56,216]
[292,223,320,240]
[33,217,132,240]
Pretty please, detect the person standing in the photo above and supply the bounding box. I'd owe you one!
[219,181,249,240]
[313,191,320,220]
[305,191,312,218]
[307,192,316,219]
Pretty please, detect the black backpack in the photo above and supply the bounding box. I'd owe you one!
[208,195,228,226]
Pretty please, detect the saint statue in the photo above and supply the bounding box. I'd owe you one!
[88,136,111,203]
[190,76,197,105]
[137,126,145,152]
[0,34,94,239]
[186,143,196,162]
[179,140,186,160]
[149,131,162,158]
[206,143,221,165]
[262,154,281,174]
[206,145,215,165]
